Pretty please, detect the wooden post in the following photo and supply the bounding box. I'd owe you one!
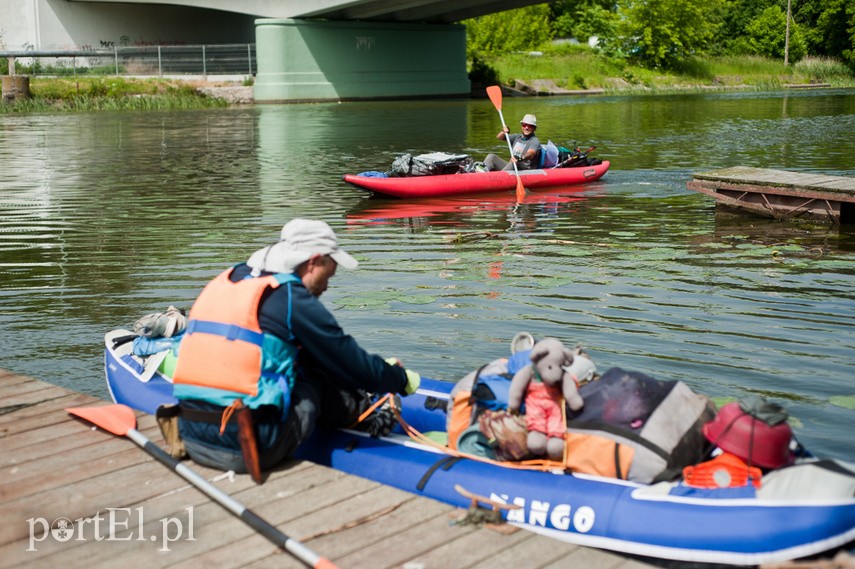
[6,56,14,75]
[784,0,792,66]
[2,75,31,102]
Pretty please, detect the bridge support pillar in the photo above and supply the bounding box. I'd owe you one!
[254,18,470,102]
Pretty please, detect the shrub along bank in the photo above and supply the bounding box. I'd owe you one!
[471,45,855,94]
[0,77,229,113]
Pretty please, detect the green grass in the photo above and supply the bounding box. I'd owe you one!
[1,77,229,113]
[477,49,855,94]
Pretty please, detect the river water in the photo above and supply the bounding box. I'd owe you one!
[1,89,853,461]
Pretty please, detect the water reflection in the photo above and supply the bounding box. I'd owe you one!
[0,90,853,461]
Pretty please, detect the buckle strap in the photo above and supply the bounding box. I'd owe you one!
[185,319,264,346]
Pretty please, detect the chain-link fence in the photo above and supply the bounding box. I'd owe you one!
[2,44,256,79]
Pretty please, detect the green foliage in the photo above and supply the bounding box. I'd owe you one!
[669,56,715,80]
[539,42,596,56]
[793,56,853,80]
[736,6,807,63]
[552,12,575,39]
[795,0,853,59]
[617,0,725,69]
[480,50,853,92]
[468,56,501,86]
[464,5,554,57]
[2,77,227,114]
[546,0,620,54]
[572,4,619,46]
[848,6,855,69]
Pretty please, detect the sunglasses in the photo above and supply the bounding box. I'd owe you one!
[521,123,535,129]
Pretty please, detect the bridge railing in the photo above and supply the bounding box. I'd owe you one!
[1,44,257,79]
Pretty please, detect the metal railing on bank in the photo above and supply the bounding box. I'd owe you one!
[1,44,256,79]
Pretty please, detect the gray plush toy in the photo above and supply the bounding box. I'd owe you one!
[508,338,584,460]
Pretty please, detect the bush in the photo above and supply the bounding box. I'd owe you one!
[468,56,500,86]
[741,6,807,63]
[540,41,596,56]
[793,56,854,81]
[464,5,554,56]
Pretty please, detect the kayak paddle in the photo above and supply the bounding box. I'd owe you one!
[66,404,337,569]
[486,85,527,202]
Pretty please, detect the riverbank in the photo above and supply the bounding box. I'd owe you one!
[0,77,236,113]
[1,53,854,113]
[479,51,855,94]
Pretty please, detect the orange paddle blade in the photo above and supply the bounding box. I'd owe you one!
[515,176,526,202]
[486,85,503,111]
[67,404,137,436]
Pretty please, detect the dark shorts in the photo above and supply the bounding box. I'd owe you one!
[178,373,367,473]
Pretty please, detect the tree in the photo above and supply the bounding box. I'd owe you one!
[548,0,617,41]
[796,0,855,61]
[464,5,554,57]
[847,6,855,69]
[740,5,807,62]
[617,0,725,69]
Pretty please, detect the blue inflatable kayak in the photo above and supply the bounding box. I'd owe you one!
[104,329,855,566]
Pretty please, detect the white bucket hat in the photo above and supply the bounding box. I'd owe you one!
[247,218,358,274]
[520,114,537,127]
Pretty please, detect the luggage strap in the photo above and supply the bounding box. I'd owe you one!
[417,456,463,491]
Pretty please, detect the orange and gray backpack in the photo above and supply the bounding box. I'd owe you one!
[446,349,532,457]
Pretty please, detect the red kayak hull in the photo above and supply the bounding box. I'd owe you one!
[343,161,610,198]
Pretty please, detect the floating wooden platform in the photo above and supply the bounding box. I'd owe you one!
[0,369,657,569]
[687,167,855,224]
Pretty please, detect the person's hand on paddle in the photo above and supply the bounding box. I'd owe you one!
[385,356,421,395]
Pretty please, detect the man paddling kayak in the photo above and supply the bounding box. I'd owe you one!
[484,113,541,172]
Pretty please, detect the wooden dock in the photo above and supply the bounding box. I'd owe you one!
[687,166,855,224]
[0,369,658,569]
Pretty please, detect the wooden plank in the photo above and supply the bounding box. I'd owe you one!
[1,457,191,546]
[542,544,627,568]
[331,503,481,567]
[31,464,317,569]
[304,493,449,560]
[0,376,58,398]
[0,392,101,435]
[0,384,82,412]
[0,371,665,569]
[467,532,580,568]
[170,483,420,569]
[0,369,39,386]
[52,463,362,569]
[402,516,534,567]
[691,167,855,197]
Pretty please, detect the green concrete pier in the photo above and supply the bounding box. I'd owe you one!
[253,18,471,102]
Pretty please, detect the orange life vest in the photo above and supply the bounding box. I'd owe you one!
[172,269,283,397]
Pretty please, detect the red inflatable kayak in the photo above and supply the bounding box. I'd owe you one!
[342,161,610,198]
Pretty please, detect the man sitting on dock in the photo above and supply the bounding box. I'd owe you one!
[170,219,421,478]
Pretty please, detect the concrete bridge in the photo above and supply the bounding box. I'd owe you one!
[1,0,547,101]
[73,0,547,23]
